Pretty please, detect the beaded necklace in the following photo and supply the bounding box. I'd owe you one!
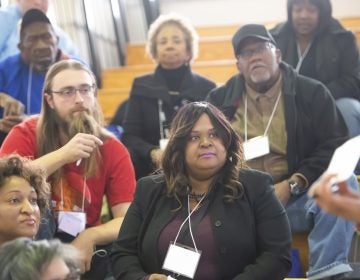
[188,191,208,203]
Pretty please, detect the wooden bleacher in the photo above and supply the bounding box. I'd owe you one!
[126,37,235,66]
[102,60,237,88]
[98,88,129,123]
[98,17,360,122]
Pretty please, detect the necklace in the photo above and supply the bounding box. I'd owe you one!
[188,191,207,203]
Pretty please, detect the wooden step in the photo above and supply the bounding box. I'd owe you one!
[194,17,360,37]
[292,233,309,275]
[125,17,360,66]
[98,87,129,123]
[126,36,234,66]
[195,21,277,37]
[102,60,237,89]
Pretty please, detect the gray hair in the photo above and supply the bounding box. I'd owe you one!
[0,237,80,280]
[146,13,199,62]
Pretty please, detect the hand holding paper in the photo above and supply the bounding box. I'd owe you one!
[326,135,360,183]
[308,136,360,222]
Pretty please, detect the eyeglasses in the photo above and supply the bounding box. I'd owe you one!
[50,84,96,99]
[237,42,274,60]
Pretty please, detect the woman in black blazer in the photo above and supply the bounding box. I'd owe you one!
[111,102,292,280]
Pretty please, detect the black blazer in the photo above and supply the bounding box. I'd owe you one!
[110,169,292,280]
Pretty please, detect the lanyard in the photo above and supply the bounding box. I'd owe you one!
[295,40,313,73]
[158,99,166,139]
[26,63,33,115]
[244,90,282,142]
[173,193,206,253]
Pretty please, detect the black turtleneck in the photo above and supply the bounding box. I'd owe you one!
[158,64,188,92]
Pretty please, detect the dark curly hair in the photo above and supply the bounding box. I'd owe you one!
[0,155,50,216]
[162,102,246,209]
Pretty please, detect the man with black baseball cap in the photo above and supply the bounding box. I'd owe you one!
[231,24,277,56]
[0,8,73,146]
[207,24,356,279]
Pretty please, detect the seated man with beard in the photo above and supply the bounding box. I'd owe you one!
[0,60,136,280]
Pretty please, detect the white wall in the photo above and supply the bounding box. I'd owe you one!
[159,0,360,27]
[122,0,148,43]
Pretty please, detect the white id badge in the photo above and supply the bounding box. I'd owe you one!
[162,243,201,279]
[159,138,169,150]
[243,135,270,161]
[58,211,86,237]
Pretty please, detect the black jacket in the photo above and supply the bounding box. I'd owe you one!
[270,18,360,100]
[110,169,292,280]
[122,66,215,179]
[207,62,349,185]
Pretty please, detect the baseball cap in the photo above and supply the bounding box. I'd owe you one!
[232,24,276,56]
[21,8,51,33]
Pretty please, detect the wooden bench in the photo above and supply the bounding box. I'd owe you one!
[98,87,129,122]
[292,233,309,276]
[125,17,360,66]
[102,59,237,88]
[195,21,278,37]
[126,36,234,66]
[340,17,360,29]
[194,17,360,37]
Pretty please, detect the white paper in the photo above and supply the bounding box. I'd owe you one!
[159,138,169,150]
[58,211,86,237]
[326,136,360,182]
[243,135,270,161]
[162,243,201,279]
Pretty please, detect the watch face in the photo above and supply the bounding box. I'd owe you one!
[289,180,301,195]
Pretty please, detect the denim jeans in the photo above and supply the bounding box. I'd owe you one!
[286,175,358,279]
[336,98,360,138]
[336,98,360,174]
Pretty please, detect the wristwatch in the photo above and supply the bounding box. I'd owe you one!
[288,180,305,195]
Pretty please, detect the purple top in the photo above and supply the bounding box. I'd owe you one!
[155,210,219,279]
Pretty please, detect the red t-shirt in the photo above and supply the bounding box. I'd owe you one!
[0,117,136,226]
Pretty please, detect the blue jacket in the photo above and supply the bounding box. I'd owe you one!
[0,54,45,115]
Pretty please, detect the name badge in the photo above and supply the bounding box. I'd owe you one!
[162,243,201,279]
[58,211,86,237]
[243,135,270,161]
[159,138,169,150]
